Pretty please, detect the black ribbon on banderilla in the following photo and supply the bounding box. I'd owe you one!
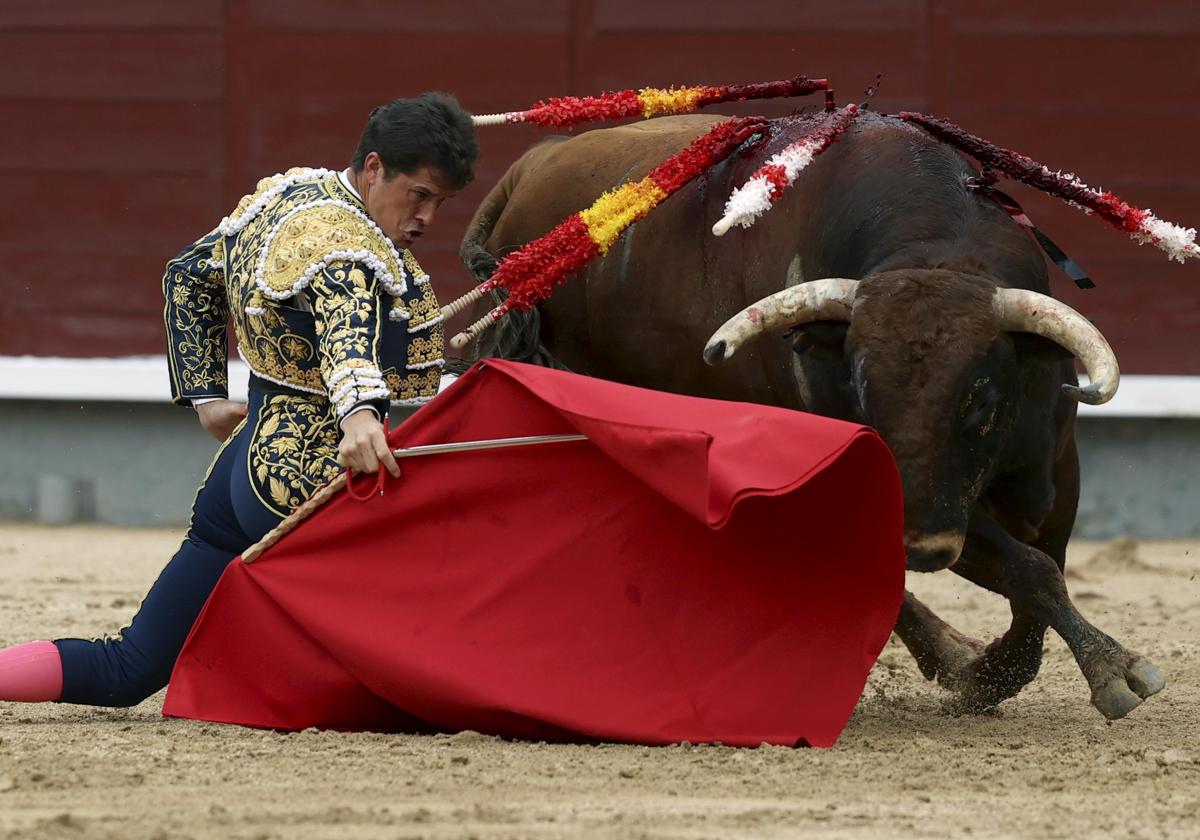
[966,172,1096,290]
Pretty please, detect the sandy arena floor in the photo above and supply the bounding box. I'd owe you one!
[0,524,1196,839]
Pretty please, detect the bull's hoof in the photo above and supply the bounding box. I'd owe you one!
[1091,659,1166,720]
[1130,660,1167,696]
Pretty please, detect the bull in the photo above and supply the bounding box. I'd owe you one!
[459,110,1165,720]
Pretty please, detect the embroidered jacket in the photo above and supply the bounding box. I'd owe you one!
[162,167,445,515]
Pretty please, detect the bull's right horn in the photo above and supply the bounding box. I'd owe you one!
[703,278,858,365]
[992,288,1120,404]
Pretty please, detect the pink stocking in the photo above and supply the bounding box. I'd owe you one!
[0,641,63,702]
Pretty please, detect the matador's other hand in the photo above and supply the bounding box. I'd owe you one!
[338,410,401,478]
[195,399,248,442]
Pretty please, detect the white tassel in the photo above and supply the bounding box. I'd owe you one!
[713,137,824,236]
[1136,213,1200,263]
[713,177,776,235]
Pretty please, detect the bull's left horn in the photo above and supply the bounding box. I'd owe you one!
[992,288,1120,405]
[703,278,858,365]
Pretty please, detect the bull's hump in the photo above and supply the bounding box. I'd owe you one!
[630,113,724,129]
[613,113,726,138]
[555,115,736,183]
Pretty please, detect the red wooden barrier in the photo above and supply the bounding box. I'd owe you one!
[0,1,1196,373]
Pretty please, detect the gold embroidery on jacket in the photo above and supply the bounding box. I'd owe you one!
[400,250,443,333]
[408,329,444,368]
[227,168,313,223]
[163,233,229,402]
[218,172,441,403]
[383,367,442,404]
[406,281,442,333]
[259,202,406,299]
[312,264,381,381]
[238,307,325,393]
[247,394,341,517]
[225,179,344,394]
[400,249,424,277]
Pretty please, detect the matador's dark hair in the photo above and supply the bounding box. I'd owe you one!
[351,92,478,189]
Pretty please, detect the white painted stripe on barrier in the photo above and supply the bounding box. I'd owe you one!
[0,356,457,404]
[1074,375,1200,418]
[0,355,216,402]
[0,356,1196,417]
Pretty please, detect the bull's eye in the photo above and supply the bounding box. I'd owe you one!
[975,408,998,436]
[960,386,1000,435]
[789,322,848,360]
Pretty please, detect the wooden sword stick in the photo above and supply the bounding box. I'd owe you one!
[241,433,587,563]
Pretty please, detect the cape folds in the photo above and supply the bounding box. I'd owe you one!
[164,360,905,748]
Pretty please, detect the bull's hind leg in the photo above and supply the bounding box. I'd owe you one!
[894,590,1044,711]
[898,569,1047,712]
[953,512,1164,720]
[894,591,987,685]
[931,597,1048,714]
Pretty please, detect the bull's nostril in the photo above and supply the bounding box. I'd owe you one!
[703,340,727,366]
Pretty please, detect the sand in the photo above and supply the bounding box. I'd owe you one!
[0,524,1197,839]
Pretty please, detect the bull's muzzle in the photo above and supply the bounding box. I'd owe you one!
[904,531,966,572]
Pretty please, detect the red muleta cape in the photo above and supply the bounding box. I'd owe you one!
[164,360,904,748]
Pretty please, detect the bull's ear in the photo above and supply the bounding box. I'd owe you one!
[790,321,848,360]
[1011,332,1074,364]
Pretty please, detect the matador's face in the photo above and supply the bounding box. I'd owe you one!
[358,153,457,250]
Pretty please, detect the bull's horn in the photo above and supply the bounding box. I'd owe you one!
[992,288,1119,405]
[703,278,858,365]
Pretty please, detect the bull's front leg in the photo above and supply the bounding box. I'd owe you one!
[953,512,1165,720]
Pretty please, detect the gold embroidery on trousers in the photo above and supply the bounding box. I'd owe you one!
[247,395,341,517]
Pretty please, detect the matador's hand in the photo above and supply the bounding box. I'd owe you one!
[338,411,402,478]
[195,399,248,442]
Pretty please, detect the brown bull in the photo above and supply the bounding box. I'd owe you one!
[459,111,1164,720]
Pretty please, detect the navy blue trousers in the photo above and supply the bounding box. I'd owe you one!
[55,392,283,706]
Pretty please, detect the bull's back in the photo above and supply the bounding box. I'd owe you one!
[465,113,1043,406]
[470,115,802,406]
[483,115,726,250]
